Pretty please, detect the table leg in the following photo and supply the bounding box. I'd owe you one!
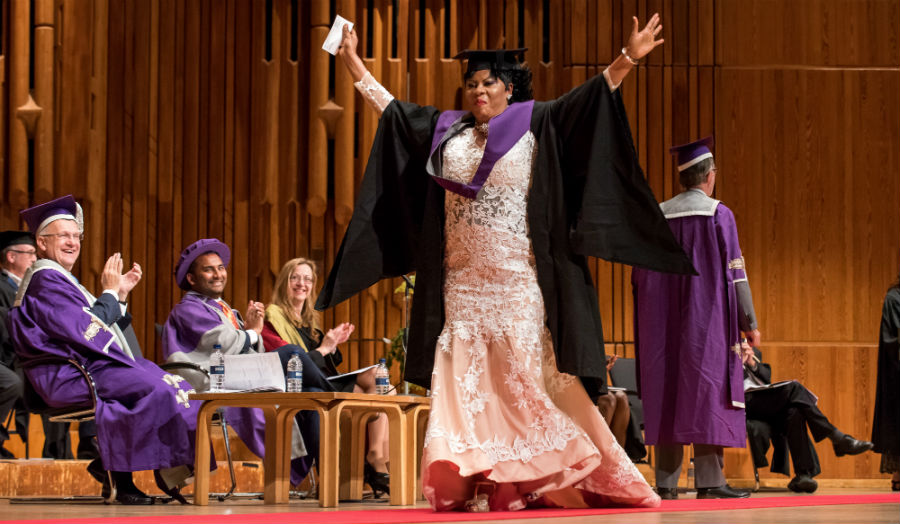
[384,406,410,505]
[193,402,218,506]
[317,405,340,507]
[264,407,288,504]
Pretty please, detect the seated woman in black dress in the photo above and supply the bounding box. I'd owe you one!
[261,257,391,497]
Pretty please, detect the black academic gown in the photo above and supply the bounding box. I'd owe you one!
[316,73,694,399]
[872,286,900,458]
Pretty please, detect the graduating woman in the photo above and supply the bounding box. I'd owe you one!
[317,14,694,511]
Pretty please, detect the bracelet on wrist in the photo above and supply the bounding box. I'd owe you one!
[621,47,639,65]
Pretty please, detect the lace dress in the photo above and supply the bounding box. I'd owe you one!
[355,73,660,511]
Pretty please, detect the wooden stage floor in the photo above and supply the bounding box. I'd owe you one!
[1,488,897,524]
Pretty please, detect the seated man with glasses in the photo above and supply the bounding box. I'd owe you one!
[161,238,335,486]
[6,195,203,504]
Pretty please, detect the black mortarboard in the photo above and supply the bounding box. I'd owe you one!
[0,230,35,251]
[453,48,527,75]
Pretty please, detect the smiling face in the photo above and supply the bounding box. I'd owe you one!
[287,263,315,308]
[186,252,227,299]
[463,69,514,123]
[36,219,81,272]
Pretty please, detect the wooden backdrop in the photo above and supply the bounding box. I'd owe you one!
[0,0,897,481]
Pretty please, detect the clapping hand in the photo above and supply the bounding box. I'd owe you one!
[625,13,664,60]
[319,322,355,356]
[244,301,265,333]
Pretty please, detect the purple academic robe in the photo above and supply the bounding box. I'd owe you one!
[632,190,747,448]
[161,293,268,460]
[7,260,201,472]
[161,292,307,484]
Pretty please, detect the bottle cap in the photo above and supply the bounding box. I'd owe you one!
[379,358,386,364]
[213,344,222,350]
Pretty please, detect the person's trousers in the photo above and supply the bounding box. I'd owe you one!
[655,443,726,489]
[0,364,23,445]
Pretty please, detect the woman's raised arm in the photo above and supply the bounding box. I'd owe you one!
[337,24,395,114]
[604,13,664,89]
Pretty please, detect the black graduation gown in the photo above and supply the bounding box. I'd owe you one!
[316,73,695,399]
[872,286,900,457]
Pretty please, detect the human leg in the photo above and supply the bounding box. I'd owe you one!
[609,390,630,447]
[0,365,22,457]
[654,443,683,494]
[694,444,749,498]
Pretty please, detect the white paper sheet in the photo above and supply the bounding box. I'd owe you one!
[326,363,378,382]
[322,15,353,55]
[221,352,286,392]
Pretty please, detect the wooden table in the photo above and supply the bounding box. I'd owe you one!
[189,391,430,507]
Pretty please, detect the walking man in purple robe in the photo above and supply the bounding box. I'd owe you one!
[632,137,759,499]
[7,195,201,504]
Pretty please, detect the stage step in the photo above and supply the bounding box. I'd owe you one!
[0,458,265,498]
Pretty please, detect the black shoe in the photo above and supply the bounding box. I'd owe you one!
[0,446,15,459]
[657,487,678,500]
[696,484,751,499]
[832,435,874,457]
[115,491,154,505]
[363,461,390,499]
[154,469,188,505]
[787,474,818,493]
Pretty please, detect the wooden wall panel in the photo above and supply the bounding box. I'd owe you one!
[0,0,896,480]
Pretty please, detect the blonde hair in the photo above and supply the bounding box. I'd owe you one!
[271,258,321,339]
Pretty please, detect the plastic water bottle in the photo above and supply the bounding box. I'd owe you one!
[210,344,225,392]
[287,351,303,392]
[375,358,390,395]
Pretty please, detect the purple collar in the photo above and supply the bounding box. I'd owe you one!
[428,100,534,199]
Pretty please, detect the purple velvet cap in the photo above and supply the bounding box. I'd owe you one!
[669,136,714,172]
[19,195,81,234]
[175,238,231,290]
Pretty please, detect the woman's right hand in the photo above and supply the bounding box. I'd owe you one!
[337,24,359,60]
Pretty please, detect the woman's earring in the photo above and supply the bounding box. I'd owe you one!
[507,95,512,103]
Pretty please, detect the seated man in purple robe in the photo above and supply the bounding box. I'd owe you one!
[161,238,334,484]
[633,137,759,499]
[6,195,201,505]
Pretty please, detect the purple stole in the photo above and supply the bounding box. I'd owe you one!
[428,100,534,199]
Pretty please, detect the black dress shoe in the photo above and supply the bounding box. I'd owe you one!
[696,484,751,499]
[832,435,874,457]
[656,487,678,500]
[0,446,15,459]
[787,474,818,493]
[116,491,155,505]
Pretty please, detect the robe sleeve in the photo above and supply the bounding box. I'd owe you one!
[12,270,131,364]
[316,100,441,310]
[544,73,696,275]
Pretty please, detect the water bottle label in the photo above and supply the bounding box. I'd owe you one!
[287,371,302,380]
[375,377,389,387]
[210,365,224,375]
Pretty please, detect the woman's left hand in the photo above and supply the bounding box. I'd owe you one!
[319,322,355,355]
[625,12,664,60]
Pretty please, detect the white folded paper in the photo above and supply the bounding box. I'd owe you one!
[222,352,286,392]
[326,363,378,382]
[322,15,353,55]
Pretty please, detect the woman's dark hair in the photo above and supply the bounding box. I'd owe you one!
[463,63,534,103]
[679,157,715,189]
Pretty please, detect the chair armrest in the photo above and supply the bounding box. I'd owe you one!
[20,356,98,421]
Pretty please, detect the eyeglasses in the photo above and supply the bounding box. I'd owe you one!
[289,275,315,284]
[40,232,84,242]
[9,249,37,256]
